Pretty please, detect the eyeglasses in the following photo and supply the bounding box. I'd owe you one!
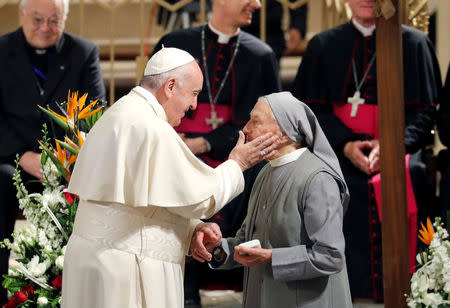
[31,15,63,29]
[26,12,64,29]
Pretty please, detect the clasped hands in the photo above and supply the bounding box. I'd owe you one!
[19,151,44,181]
[189,223,271,267]
[343,139,380,175]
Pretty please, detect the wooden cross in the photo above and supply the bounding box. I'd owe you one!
[347,91,365,117]
[206,111,224,129]
[377,0,410,306]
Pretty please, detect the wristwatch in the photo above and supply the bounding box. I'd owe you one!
[209,245,226,268]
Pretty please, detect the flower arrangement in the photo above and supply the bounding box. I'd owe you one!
[407,217,450,308]
[1,92,106,307]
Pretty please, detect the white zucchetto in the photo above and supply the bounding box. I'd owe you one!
[144,46,195,76]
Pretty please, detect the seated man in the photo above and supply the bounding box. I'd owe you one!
[192,92,352,308]
[0,0,105,303]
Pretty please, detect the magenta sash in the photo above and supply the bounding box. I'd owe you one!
[175,103,233,168]
[333,102,417,274]
[332,103,379,138]
[371,154,418,274]
[175,103,232,134]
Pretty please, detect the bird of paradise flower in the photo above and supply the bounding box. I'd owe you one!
[418,217,434,246]
[38,91,102,134]
[37,91,104,182]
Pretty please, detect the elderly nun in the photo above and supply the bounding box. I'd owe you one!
[206,91,352,308]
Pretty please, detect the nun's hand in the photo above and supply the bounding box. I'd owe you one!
[233,246,272,267]
[229,131,280,171]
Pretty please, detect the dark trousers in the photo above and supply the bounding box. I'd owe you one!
[0,163,41,304]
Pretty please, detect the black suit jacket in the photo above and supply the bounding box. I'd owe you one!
[0,28,105,164]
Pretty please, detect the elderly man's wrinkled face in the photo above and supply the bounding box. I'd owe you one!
[347,0,376,26]
[166,61,203,127]
[20,0,65,49]
[243,101,281,142]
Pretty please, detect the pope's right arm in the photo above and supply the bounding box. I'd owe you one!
[166,131,280,219]
[166,159,244,220]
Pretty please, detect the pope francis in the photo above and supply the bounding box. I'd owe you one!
[61,47,279,308]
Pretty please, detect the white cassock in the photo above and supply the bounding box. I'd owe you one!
[61,86,244,308]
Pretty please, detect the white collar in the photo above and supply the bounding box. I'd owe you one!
[35,48,47,55]
[208,22,240,44]
[131,86,168,122]
[352,18,376,37]
[269,148,306,167]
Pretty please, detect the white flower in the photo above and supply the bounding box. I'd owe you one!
[55,255,64,269]
[417,274,430,293]
[407,298,418,308]
[423,292,442,307]
[27,255,50,277]
[37,296,48,305]
[416,253,422,266]
[444,281,450,294]
[42,159,60,186]
[41,187,65,210]
[430,237,441,249]
[409,218,450,307]
[18,197,30,210]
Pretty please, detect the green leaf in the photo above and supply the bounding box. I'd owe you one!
[55,140,79,155]
[82,101,106,131]
[38,105,70,132]
[40,150,48,166]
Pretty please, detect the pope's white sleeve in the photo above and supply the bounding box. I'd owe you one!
[166,159,244,219]
[213,159,245,207]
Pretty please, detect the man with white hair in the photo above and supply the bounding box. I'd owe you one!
[0,0,104,303]
[153,2,281,304]
[61,47,279,308]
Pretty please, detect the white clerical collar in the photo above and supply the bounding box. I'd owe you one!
[132,86,168,122]
[269,148,306,167]
[35,48,47,55]
[352,18,376,37]
[208,22,240,44]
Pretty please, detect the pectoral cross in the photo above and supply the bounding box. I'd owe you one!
[206,111,224,129]
[347,91,365,117]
